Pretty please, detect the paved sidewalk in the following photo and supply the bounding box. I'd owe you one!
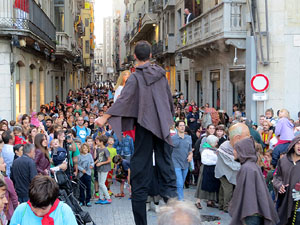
[84,181,231,225]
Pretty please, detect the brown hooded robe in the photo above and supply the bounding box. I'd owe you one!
[106,62,174,145]
[273,135,300,225]
[229,137,279,225]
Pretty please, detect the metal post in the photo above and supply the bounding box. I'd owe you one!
[246,36,257,122]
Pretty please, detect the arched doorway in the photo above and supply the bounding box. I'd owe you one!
[29,64,36,113]
[16,61,25,117]
[39,67,45,106]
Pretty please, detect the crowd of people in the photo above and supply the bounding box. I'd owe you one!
[0,82,137,224]
[0,83,297,224]
[170,97,300,225]
[0,42,298,225]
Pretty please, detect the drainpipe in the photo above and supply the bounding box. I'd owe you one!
[246,36,257,123]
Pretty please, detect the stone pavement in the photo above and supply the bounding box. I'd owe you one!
[84,181,231,225]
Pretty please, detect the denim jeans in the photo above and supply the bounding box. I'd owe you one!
[174,168,189,201]
[98,171,110,200]
[244,215,264,225]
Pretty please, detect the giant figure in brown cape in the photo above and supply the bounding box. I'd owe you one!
[95,41,177,225]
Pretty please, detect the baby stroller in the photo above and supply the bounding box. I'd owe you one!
[53,171,96,225]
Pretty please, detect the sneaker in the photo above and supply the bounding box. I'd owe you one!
[79,202,84,206]
[106,199,112,203]
[94,193,100,199]
[86,202,92,207]
[101,199,111,205]
[95,199,105,204]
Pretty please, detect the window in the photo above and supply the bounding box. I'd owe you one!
[210,71,220,109]
[29,67,34,112]
[184,71,189,101]
[16,64,21,114]
[184,0,202,18]
[85,40,90,54]
[177,9,182,45]
[195,72,203,106]
[230,70,246,110]
[54,0,64,32]
[148,0,154,13]
[85,18,89,27]
[177,71,181,92]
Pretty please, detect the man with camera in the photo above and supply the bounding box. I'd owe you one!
[64,129,80,178]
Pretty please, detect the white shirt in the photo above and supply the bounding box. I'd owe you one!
[186,13,192,24]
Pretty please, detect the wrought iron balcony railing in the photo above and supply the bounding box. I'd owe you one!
[0,0,56,49]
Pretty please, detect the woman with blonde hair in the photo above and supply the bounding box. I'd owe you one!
[271,108,294,167]
[114,70,131,102]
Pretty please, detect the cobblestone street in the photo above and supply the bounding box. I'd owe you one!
[85,180,231,225]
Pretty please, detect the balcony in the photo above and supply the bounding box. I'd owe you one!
[0,0,56,49]
[163,0,175,10]
[56,32,74,57]
[177,0,247,57]
[163,33,175,54]
[152,0,163,13]
[129,12,158,44]
[152,41,163,57]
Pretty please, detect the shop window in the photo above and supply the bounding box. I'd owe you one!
[210,71,220,109]
[177,71,181,92]
[230,70,245,111]
[195,72,203,106]
[184,71,189,101]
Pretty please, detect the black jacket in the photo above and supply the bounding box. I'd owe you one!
[11,154,37,198]
[185,13,195,24]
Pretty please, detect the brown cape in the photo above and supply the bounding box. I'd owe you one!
[229,137,279,225]
[273,135,300,225]
[106,62,174,145]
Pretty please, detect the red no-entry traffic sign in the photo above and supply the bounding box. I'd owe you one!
[251,74,269,92]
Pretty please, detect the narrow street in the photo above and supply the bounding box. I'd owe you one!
[85,180,231,225]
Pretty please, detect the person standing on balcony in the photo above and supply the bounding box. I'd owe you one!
[184,8,195,25]
[95,41,177,225]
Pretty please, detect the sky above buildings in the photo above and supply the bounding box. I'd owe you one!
[94,0,113,44]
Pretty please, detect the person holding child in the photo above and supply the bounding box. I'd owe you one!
[78,143,94,207]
